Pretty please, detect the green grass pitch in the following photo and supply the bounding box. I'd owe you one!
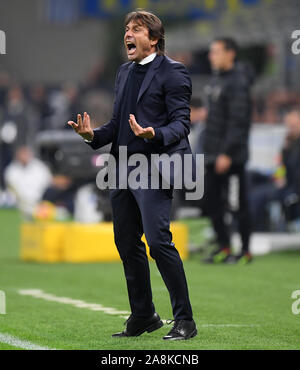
[0,209,299,350]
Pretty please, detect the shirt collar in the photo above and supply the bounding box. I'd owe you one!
[136,52,157,65]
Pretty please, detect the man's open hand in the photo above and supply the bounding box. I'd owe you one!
[68,112,94,141]
[129,114,155,139]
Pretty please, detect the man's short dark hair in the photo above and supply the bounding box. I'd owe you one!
[213,37,238,55]
[124,9,165,55]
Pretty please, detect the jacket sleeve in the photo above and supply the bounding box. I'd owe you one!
[221,80,251,157]
[86,68,121,150]
[154,63,192,146]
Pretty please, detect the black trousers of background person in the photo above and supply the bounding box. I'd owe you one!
[109,165,193,321]
[204,164,251,252]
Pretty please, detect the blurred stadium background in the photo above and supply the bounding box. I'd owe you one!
[0,0,300,350]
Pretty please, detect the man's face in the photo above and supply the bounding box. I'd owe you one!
[124,20,157,63]
[209,41,234,71]
[16,147,32,166]
[284,111,300,138]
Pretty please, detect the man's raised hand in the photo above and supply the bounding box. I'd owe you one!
[128,114,155,139]
[68,112,94,141]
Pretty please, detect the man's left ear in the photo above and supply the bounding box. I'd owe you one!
[150,38,158,47]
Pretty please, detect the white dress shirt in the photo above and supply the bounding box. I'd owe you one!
[137,52,157,65]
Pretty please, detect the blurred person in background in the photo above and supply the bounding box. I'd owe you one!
[82,59,111,92]
[4,146,52,216]
[0,69,11,109]
[189,96,207,155]
[48,82,81,130]
[80,89,113,128]
[0,84,39,192]
[249,108,300,231]
[28,83,52,131]
[169,96,207,221]
[202,37,253,265]
[41,173,87,218]
[1,85,39,146]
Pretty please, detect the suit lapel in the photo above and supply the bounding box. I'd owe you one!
[116,63,133,105]
[137,54,164,104]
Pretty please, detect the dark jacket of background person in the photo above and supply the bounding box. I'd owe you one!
[203,63,254,164]
[282,136,300,196]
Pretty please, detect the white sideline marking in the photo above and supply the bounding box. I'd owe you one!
[0,290,5,314]
[200,324,260,327]
[18,289,131,317]
[18,289,260,329]
[0,333,55,350]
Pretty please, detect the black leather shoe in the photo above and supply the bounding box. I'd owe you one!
[163,319,197,340]
[112,312,164,337]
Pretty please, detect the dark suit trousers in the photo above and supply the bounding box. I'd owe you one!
[109,169,193,320]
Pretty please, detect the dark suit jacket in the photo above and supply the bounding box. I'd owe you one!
[87,54,195,186]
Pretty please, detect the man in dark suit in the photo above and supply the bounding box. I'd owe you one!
[68,10,197,340]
